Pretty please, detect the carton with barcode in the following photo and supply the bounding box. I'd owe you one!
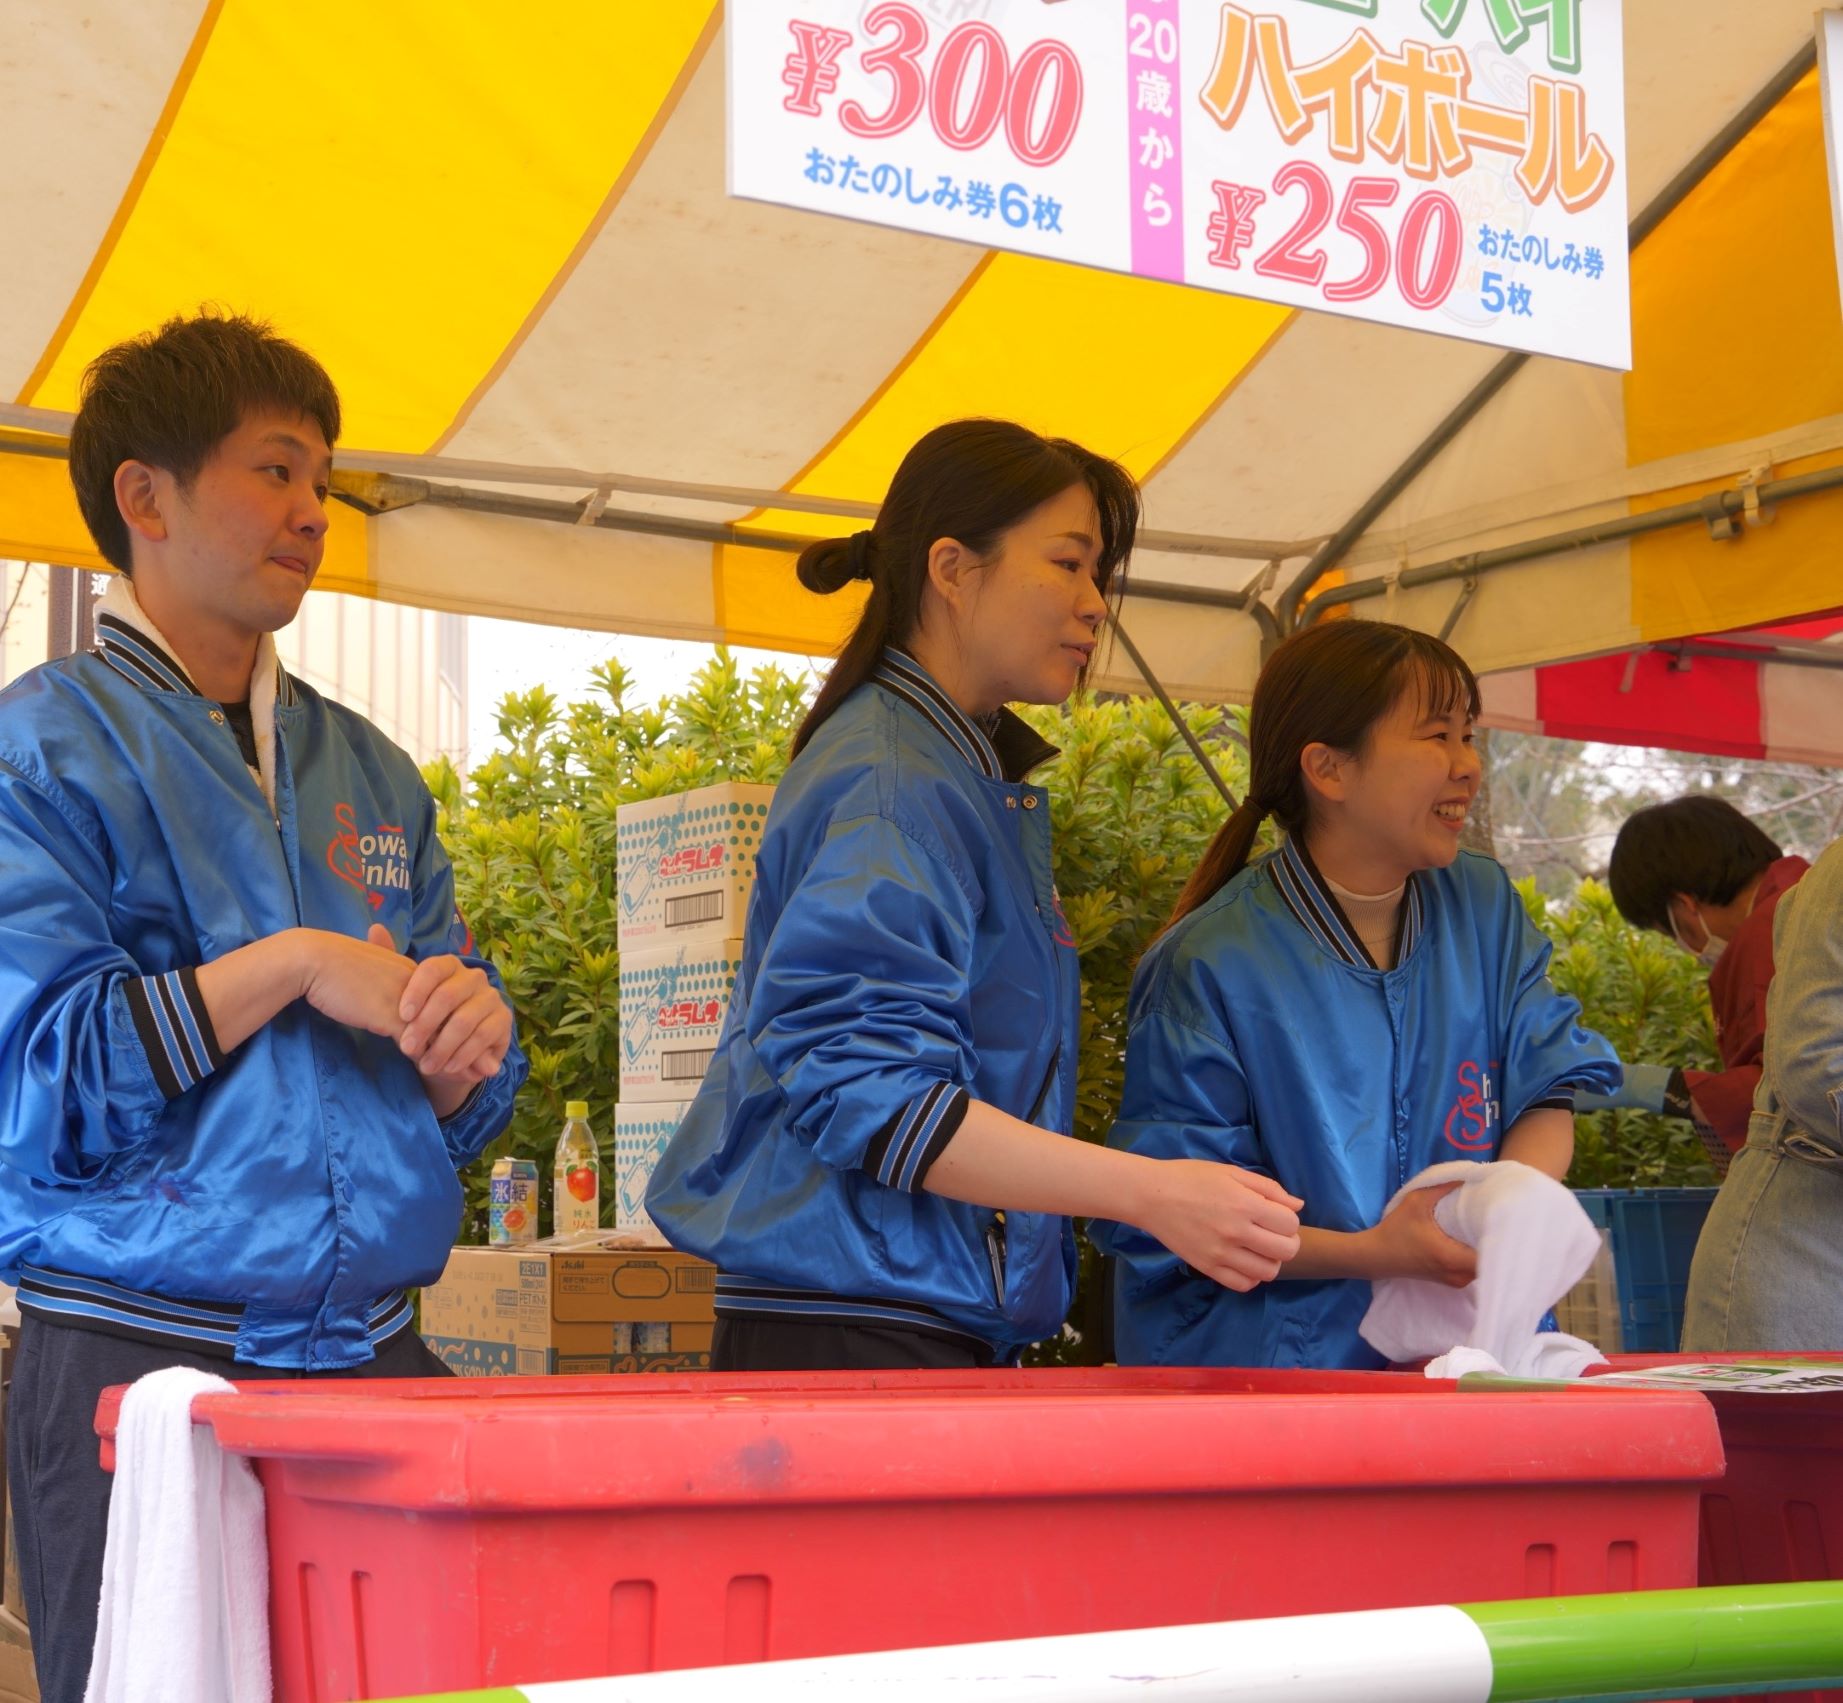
[617,938,744,1103]
[615,783,774,951]
[614,1100,692,1244]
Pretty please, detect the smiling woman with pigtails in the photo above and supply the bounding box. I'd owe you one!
[1093,620,1620,1370]
[647,419,1301,1371]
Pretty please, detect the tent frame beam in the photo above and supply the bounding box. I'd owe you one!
[1271,36,1823,637]
[1294,460,1843,650]
[1661,637,1843,673]
[329,472,1284,631]
[0,418,1315,566]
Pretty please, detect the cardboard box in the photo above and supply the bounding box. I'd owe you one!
[615,783,774,951]
[615,1099,691,1244]
[618,936,742,1102]
[420,1242,716,1376]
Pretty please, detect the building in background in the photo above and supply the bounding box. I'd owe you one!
[0,562,467,770]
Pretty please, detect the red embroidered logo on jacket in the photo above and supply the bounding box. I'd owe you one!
[1443,1060,1502,1152]
[327,803,411,911]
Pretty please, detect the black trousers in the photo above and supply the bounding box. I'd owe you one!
[6,1313,451,1703]
[710,1314,995,1371]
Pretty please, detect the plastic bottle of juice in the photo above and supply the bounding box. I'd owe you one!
[553,1101,600,1237]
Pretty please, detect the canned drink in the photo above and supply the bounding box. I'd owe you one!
[608,1322,634,1355]
[489,1157,540,1245]
[634,1322,673,1355]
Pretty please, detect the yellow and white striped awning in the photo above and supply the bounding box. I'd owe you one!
[3,1,1840,721]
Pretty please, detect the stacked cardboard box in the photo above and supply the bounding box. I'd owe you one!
[421,1241,716,1375]
[613,1100,692,1243]
[613,782,773,1235]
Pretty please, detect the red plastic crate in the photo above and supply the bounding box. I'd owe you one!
[95,1367,1721,1702]
[1596,1353,1843,1703]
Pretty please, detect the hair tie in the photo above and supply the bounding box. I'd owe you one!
[845,529,876,582]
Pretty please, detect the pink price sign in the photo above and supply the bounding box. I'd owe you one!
[729,2,1630,370]
[1126,0,1185,282]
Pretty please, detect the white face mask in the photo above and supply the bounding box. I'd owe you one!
[1671,906,1727,969]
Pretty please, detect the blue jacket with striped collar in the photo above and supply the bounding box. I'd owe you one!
[645,650,1080,1358]
[1093,834,1619,1369]
[0,606,526,1369]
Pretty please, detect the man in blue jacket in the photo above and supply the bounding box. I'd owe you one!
[0,313,527,1702]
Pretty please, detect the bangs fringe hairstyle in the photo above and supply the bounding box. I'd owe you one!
[68,310,342,574]
[791,418,1140,756]
[1166,620,1481,931]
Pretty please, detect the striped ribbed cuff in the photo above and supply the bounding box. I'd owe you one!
[863,1083,970,1193]
[122,967,226,1100]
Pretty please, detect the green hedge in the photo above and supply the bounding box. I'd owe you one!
[428,653,1719,1360]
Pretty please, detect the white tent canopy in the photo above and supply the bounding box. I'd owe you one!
[2,1,1839,756]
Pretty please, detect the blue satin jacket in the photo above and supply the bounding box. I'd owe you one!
[1093,837,1618,1369]
[646,651,1080,1357]
[0,619,525,1368]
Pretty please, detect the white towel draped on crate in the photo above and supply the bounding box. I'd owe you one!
[86,1366,271,1703]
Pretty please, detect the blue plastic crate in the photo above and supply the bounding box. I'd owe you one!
[1572,1188,1720,1353]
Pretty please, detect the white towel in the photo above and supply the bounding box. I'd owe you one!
[86,1367,271,1703]
[1358,1160,1607,1381]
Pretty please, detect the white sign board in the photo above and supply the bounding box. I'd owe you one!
[729,0,1630,368]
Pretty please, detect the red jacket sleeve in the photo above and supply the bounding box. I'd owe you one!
[1681,897,1776,1153]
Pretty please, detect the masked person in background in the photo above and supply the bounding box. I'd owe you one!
[647,420,1301,1371]
[1095,621,1618,1369]
[1600,798,1810,1175]
[1682,835,1843,1350]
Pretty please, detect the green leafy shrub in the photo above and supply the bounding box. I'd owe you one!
[425,654,808,1242]
[430,654,1716,1360]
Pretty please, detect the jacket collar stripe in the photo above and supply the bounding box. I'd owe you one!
[1267,863,1319,944]
[94,614,198,696]
[875,651,1001,779]
[97,649,162,691]
[96,639,182,695]
[1271,835,1427,970]
[1271,838,1368,968]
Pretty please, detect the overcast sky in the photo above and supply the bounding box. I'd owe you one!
[463,616,825,772]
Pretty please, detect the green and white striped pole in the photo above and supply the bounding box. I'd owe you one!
[379,1582,1843,1702]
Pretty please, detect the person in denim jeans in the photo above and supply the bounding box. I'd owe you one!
[1682,837,1843,1351]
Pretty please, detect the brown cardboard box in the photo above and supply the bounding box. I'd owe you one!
[420,1242,715,1377]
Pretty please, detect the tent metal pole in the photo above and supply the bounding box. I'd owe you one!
[1661,638,1843,673]
[0,420,1310,564]
[1121,577,1281,649]
[1272,36,1822,636]
[333,474,1299,616]
[1295,461,1843,630]
[1109,619,1241,810]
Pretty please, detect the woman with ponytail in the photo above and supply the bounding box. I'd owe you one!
[1094,620,1619,1369]
[647,419,1300,1371]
